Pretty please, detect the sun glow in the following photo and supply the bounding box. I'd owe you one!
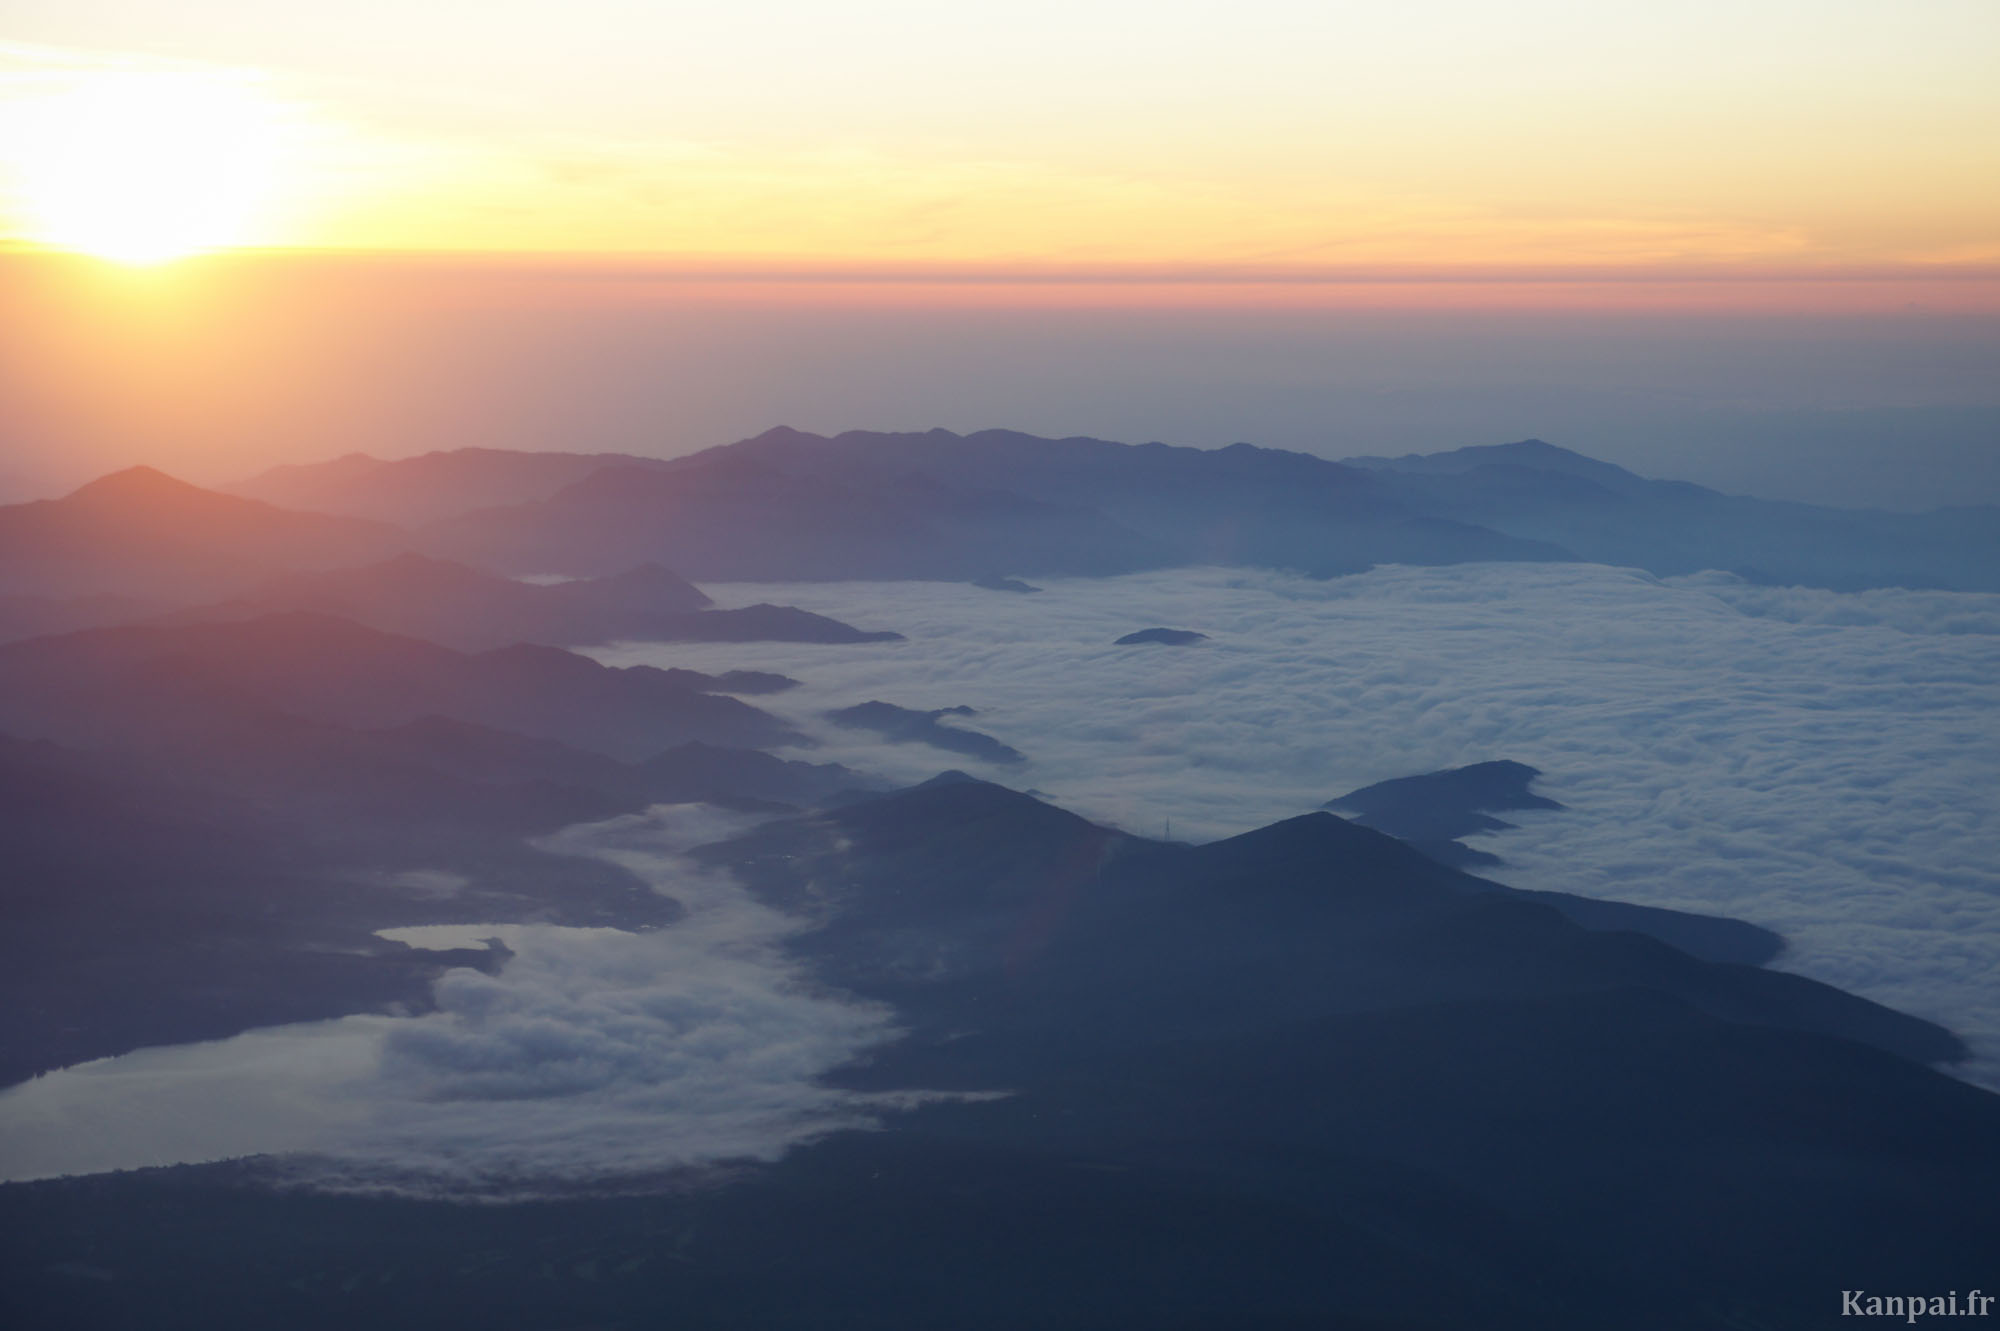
[7,72,288,265]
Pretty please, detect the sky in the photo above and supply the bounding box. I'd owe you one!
[3,1,1998,271]
[0,1,1996,499]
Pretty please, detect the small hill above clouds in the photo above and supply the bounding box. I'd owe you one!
[827,700,1026,764]
[971,575,1041,593]
[0,467,410,601]
[1327,758,1564,857]
[1114,627,1207,645]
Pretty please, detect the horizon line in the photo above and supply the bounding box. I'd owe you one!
[7,243,2000,287]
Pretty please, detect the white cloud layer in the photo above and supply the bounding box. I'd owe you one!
[0,807,933,1198]
[599,563,2000,1086]
[1668,571,2000,637]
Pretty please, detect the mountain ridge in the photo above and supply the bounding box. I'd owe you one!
[223,429,1997,589]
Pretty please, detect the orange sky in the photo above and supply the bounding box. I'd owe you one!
[1,2,1996,282]
[4,246,1994,497]
[1,5,1995,499]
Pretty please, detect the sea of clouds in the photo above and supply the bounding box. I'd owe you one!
[5,561,1995,1193]
[596,562,2000,1086]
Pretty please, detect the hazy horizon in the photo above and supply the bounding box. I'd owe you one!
[4,251,1996,512]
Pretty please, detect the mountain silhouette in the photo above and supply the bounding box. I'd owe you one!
[679,427,1570,577]
[241,430,1999,590]
[1115,627,1207,645]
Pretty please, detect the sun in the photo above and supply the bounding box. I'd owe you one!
[8,72,287,265]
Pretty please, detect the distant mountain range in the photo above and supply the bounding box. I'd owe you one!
[422,449,1171,582]
[3,431,1990,604]
[222,427,2000,590]
[1346,437,2000,590]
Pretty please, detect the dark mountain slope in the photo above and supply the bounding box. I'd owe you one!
[0,706,887,1087]
[162,553,897,651]
[2,775,1991,1329]
[687,781,1994,1325]
[0,733,516,1086]
[694,778,1954,1063]
[0,612,804,760]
